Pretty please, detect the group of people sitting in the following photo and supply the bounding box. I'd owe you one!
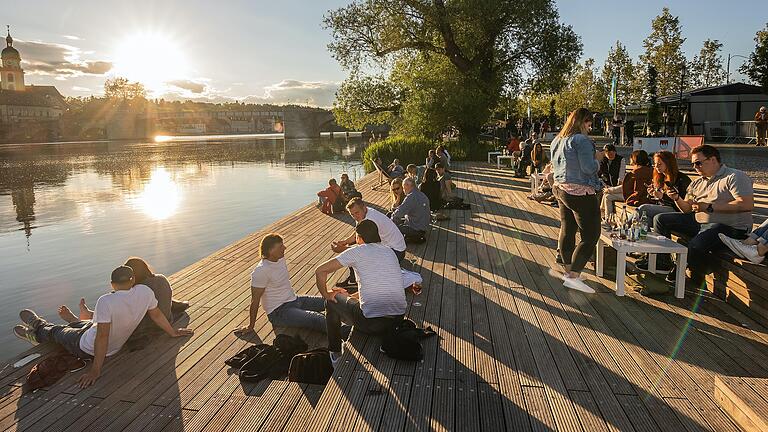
[548,107,761,295]
[14,258,192,388]
[506,131,547,177]
[236,197,424,367]
[316,173,362,215]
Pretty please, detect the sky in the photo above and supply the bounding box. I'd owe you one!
[3,0,764,106]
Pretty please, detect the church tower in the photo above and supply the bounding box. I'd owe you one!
[1,26,25,91]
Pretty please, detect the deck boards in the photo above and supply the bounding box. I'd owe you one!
[2,162,768,431]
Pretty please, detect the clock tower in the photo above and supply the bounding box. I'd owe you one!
[1,26,25,91]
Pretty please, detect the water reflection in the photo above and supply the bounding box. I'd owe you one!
[0,134,365,362]
[130,167,182,220]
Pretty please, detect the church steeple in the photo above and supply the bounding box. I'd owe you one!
[1,25,25,91]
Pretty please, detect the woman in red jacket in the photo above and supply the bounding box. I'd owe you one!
[317,178,342,215]
[621,150,653,206]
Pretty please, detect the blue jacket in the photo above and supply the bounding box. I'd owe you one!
[551,133,601,191]
[391,189,431,231]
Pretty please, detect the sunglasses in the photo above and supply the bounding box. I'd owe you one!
[691,157,710,168]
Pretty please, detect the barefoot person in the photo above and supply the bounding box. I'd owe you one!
[14,266,193,388]
[234,234,328,335]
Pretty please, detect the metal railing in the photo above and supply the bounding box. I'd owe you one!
[703,121,757,143]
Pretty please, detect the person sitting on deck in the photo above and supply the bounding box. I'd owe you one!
[647,145,754,285]
[436,145,451,168]
[235,234,329,335]
[391,178,431,242]
[597,144,626,188]
[600,150,652,223]
[315,220,407,367]
[388,159,406,178]
[317,178,343,215]
[123,257,190,335]
[14,266,193,388]
[515,133,536,177]
[332,197,408,290]
[419,167,448,220]
[719,218,768,264]
[339,173,360,203]
[435,163,465,208]
[405,164,420,184]
[388,178,405,215]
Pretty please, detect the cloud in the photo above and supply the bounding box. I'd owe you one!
[15,39,112,78]
[167,79,207,94]
[240,80,340,107]
[62,35,82,41]
[71,86,91,92]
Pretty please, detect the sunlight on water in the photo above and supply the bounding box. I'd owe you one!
[131,167,181,220]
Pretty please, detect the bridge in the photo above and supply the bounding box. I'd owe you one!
[105,108,340,140]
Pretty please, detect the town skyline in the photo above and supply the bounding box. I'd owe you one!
[5,0,764,106]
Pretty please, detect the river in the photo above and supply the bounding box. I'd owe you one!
[0,134,365,362]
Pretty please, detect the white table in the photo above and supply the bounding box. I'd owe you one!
[530,172,546,193]
[487,151,502,163]
[497,155,514,169]
[596,230,688,298]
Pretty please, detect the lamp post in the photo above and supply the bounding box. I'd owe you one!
[726,54,749,85]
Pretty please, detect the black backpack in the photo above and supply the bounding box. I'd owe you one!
[380,319,437,361]
[288,348,333,385]
[232,334,308,382]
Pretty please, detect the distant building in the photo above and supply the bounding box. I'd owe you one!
[0,27,66,140]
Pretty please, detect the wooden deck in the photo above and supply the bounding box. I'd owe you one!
[2,161,768,431]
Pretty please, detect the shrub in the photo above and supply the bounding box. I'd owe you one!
[361,135,499,172]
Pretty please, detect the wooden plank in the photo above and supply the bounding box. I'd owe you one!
[714,376,768,432]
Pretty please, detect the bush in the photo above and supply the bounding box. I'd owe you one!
[361,135,499,173]
[362,136,434,172]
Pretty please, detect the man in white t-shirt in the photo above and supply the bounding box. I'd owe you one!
[234,233,327,336]
[316,220,408,366]
[332,197,407,290]
[14,266,193,388]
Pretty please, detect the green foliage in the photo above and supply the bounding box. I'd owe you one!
[639,8,687,98]
[325,0,582,144]
[361,136,435,172]
[548,58,608,117]
[740,23,768,92]
[689,39,726,88]
[332,75,406,130]
[600,41,642,109]
[646,66,661,135]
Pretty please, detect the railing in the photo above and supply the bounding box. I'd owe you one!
[703,121,757,143]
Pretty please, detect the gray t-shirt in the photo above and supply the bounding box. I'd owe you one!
[685,164,754,230]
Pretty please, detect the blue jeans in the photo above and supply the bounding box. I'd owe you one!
[654,212,748,279]
[267,296,327,333]
[33,318,93,359]
[748,219,768,244]
[635,203,676,225]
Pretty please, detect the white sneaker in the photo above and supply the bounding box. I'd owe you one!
[562,276,595,293]
[737,243,764,264]
[718,233,746,259]
[329,351,342,369]
[547,268,564,279]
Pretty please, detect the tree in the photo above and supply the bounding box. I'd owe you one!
[646,65,661,135]
[104,77,146,100]
[740,23,768,92]
[325,0,582,143]
[689,39,726,88]
[554,58,607,115]
[639,8,687,98]
[600,41,642,108]
[332,75,406,130]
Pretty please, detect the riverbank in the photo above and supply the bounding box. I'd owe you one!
[2,162,766,431]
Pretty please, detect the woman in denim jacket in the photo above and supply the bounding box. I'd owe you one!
[549,108,603,293]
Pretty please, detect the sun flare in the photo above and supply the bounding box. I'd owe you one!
[132,167,181,220]
[112,31,188,94]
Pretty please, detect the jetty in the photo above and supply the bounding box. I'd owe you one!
[2,162,768,431]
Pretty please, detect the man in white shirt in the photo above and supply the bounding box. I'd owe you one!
[316,220,408,365]
[234,233,327,336]
[14,266,193,388]
[332,198,407,289]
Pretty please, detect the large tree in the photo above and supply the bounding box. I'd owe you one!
[600,41,641,109]
[740,23,768,92]
[555,58,607,115]
[689,39,726,89]
[639,8,687,98]
[325,0,582,142]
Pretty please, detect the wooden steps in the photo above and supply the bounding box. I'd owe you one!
[715,376,768,432]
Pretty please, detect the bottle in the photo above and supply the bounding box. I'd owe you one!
[618,207,628,238]
[639,211,648,240]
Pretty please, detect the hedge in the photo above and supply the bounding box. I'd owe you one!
[361,136,497,173]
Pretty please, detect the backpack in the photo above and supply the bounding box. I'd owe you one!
[380,319,437,361]
[26,352,87,391]
[288,348,333,385]
[233,334,308,382]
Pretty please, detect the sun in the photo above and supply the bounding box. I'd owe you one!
[112,31,189,94]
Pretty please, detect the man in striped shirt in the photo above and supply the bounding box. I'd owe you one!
[315,220,407,366]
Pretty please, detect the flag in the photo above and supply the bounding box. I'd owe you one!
[609,76,617,108]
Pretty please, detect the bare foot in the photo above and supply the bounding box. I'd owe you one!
[58,305,78,323]
[79,298,93,320]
